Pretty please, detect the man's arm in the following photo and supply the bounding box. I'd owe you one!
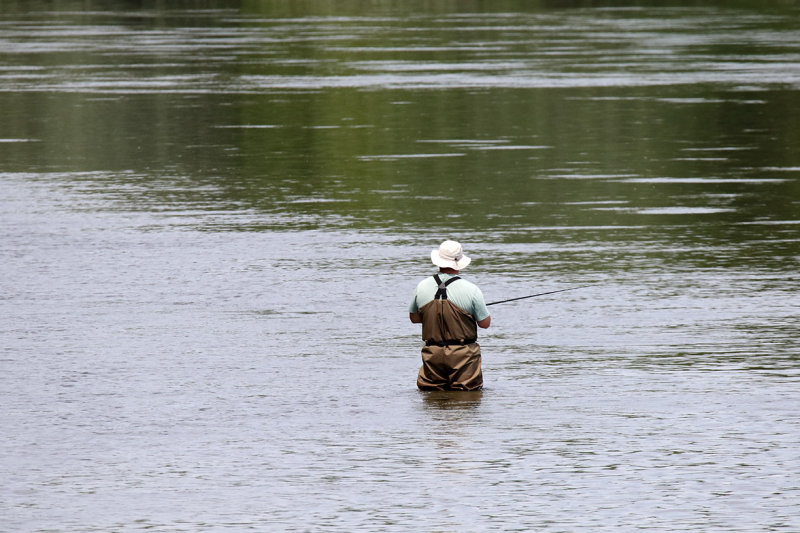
[409,312,422,324]
[474,286,491,329]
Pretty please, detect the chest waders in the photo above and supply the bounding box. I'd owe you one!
[416,274,483,391]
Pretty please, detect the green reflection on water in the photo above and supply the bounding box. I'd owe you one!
[0,1,798,257]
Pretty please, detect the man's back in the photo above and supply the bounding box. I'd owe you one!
[409,273,490,324]
[409,240,491,391]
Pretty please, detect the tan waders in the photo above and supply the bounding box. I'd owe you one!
[416,275,483,391]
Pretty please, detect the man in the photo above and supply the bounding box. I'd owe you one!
[409,240,491,391]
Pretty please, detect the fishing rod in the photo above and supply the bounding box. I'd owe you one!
[486,285,591,306]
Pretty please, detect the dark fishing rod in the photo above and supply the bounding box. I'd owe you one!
[486,285,591,306]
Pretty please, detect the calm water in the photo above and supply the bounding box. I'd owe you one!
[2,1,799,531]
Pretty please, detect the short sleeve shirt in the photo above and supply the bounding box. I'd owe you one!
[409,273,490,322]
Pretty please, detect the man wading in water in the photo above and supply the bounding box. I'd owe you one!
[409,240,491,390]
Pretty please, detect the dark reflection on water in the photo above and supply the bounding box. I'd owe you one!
[420,390,484,412]
[1,2,799,532]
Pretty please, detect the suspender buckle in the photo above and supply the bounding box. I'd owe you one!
[433,274,460,300]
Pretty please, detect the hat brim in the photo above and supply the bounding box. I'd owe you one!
[431,249,471,270]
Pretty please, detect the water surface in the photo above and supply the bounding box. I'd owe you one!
[1,2,798,531]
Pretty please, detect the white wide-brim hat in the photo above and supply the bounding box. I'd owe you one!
[431,240,471,270]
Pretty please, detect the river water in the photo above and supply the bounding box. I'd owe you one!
[1,2,799,531]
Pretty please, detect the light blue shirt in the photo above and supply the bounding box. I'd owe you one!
[409,273,490,322]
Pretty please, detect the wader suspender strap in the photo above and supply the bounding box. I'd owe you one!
[433,274,460,300]
[427,274,475,347]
